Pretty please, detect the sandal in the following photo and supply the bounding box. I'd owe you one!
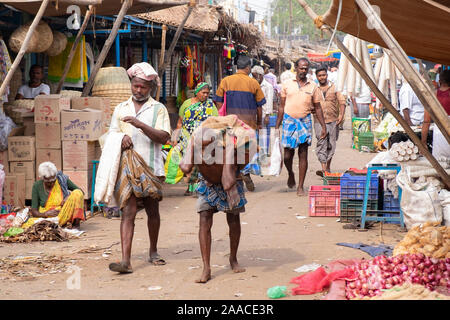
[149,253,166,266]
[316,170,324,177]
[109,262,133,274]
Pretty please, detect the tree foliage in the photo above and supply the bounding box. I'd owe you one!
[271,0,332,41]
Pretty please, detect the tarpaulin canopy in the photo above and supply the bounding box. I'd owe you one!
[321,0,450,65]
[0,0,189,16]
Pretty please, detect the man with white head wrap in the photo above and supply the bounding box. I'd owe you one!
[108,62,171,274]
[251,65,273,156]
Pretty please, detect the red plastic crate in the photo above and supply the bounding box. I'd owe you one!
[309,185,341,217]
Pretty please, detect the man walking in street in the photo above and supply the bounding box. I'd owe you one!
[280,62,296,84]
[314,67,346,176]
[214,55,266,191]
[108,62,171,274]
[252,65,274,156]
[275,58,327,196]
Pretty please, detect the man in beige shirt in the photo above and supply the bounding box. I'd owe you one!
[275,58,327,196]
[314,67,346,175]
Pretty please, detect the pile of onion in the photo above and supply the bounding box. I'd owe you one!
[345,254,450,299]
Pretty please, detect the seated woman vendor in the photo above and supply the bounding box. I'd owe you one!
[24,162,85,229]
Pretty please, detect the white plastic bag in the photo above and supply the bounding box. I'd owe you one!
[438,189,450,227]
[396,168,443,230]
[267,137,282,176]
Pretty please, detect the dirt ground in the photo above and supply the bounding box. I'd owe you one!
[0,112,406,300]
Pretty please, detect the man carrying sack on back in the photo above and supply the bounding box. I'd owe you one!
[100,62,171,274]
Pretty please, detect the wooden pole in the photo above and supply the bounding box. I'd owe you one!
[158,3,195,77]
[56,6,92,93]
[297,0,450,189]
[82,0,131,97]
[354,0,450,144]
[0,0,50,102]
[155,24,168,101]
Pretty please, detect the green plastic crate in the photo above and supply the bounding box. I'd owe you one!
[340,199,378,223]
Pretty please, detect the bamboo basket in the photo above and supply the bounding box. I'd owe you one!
[7,68,23,102]
[92,67,131,92]
[45,31,67,57]
[9,21,53,53]
[60,90,82,98]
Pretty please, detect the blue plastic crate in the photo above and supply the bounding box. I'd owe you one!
[340,173,379,200]
[268,115,277,127]
[383,190,400,224]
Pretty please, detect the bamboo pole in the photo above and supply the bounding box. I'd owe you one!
[56,6,93,93]
[296,0,450,189]
[155,24,168,101]
[158,2,195,77]
[354,0,450,144]
[0,0,50,102]
[82,0,131,97]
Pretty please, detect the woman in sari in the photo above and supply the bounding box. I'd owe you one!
[23,162,85,229]
[175,82,218,195]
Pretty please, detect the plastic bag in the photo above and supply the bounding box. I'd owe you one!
[438,189,450,227]
[164,146,184,184]
[0,113,17,151]
[396,168,443,230]
[246,152,261,176]
[268,137,282,176]
[3,227,24,237]
[267,286,287,299]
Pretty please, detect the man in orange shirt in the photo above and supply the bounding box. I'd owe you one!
[275,58,327,196]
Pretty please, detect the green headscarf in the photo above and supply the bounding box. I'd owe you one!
[194,82,209,95]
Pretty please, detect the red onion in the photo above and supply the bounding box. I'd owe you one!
[417,263,425,271]
[399,264,408,272]
[424,258,432,267]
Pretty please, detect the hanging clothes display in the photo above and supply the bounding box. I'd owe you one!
[185,45,194,89]
[0,38,12,102]
[48,36,88,87]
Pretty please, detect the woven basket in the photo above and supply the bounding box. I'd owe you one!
[60,90,82,98]
[45,31,67,56]
[7,68,23,102]
[92,67,131,92]
[92,88,131,95]
[9,21,53,53]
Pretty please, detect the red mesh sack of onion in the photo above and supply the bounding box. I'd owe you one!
[345,253,450,299]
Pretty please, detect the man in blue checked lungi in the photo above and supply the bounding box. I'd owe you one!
[275,58,328,196]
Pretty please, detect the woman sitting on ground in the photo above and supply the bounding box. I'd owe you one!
[174,82,218,195]
[23,162,85,229]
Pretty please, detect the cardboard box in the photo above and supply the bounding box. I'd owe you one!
[9,161,35,180]
[35,123,61,149]
[0,150,8,173]
[8,136,35,161]
[26,179,35,200]
[61,108,104,141]
[34,94,71,123]
[62,140,95,171]
[71,97,111,123]
[36,149,62,178]
[64,169,92,199]
[4,173,25,207]
[23,115,36,136]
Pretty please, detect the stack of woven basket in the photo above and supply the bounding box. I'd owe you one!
[92,67,131,114]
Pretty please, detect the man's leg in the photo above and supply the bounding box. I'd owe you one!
[326,122,338,172]
[226,211,245,273]
[284,147,296,188]
[143,197,165,265]
[297,143,309,196]
[196,210,214,283]
[109,194,137,273]
[315,121,328,175]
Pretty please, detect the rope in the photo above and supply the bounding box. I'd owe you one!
[325,0,343,53]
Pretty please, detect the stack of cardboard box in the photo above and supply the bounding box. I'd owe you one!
[7,135,34,203]
[61,102,105,200]
[34,95,70,190]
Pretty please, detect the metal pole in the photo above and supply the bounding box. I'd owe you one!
[115,34,120,67]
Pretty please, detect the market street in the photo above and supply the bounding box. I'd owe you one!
[0,112,405,300]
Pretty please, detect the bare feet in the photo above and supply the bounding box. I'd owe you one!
[230,259,246,273]
[195,268,211,283]
[287,172,296,189]
[296,187,306,197]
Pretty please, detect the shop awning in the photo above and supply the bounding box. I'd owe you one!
[321,0,450,65]
[0,0,189,16]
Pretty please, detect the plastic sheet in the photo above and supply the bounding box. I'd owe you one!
[0,113,17,151]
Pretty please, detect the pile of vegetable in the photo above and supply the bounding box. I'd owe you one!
[355,283,449,300]
[345,254,450,299]
[393,223,449,259]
